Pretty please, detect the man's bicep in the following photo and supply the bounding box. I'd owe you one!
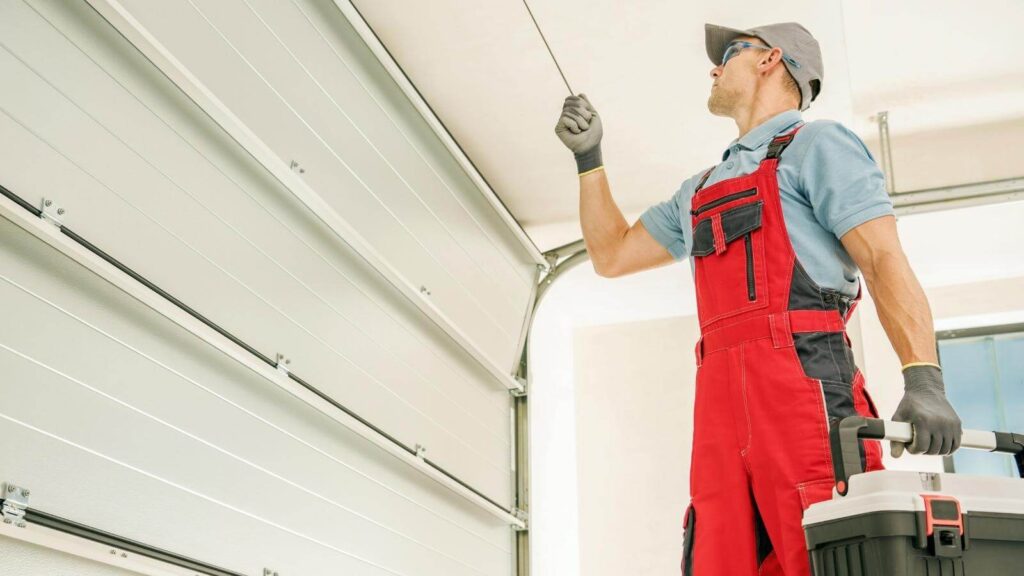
[638,192,688,259]
[610,219,678,275]
[839,214,899,278]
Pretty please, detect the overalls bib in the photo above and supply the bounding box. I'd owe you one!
[680,127,884,575]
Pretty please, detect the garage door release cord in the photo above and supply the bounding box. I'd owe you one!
[522,0,574,95]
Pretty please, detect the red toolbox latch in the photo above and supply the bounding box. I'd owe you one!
[921,494,965,558]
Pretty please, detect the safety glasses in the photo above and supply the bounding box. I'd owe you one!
[721,41,801,69]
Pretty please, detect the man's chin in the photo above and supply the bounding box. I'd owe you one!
[707,97,729,117]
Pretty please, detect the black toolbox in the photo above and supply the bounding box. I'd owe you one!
[802,417,1024,575]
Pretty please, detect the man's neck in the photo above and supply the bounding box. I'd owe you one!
[733,103,798,138]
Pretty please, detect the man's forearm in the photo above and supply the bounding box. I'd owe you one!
[863,249,938,365]
[579,169,629,275]
[842,216,960,456]
[871,250,964,457]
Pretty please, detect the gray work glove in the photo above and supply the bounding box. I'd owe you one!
[555,94,603,174]
[890,365,963,457]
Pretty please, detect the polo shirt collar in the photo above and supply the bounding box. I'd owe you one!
[722,109,803,160]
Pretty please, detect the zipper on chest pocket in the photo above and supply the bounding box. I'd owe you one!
[690,188,757,216]
[744,233,755,301]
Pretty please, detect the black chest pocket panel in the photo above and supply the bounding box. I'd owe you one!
[691,201,763,257]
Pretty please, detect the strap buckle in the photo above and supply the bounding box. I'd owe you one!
[764,126,803,160]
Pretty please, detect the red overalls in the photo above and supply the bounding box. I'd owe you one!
[680,127,884,575]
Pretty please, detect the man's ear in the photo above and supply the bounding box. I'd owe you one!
[758,47,785,73]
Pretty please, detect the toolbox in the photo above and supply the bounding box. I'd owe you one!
[802,417,1024,575]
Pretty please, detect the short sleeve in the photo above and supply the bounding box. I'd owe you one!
[640,183,688,260]
[798,122,895,239]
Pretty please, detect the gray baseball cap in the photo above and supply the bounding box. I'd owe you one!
[705,22,823,111]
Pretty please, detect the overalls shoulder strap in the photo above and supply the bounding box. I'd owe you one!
[694,167,715,192]
[763,124,803,162]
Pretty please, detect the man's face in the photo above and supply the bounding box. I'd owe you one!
[707,37,764,116]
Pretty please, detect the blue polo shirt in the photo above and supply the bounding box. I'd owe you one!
[639,110,894,298]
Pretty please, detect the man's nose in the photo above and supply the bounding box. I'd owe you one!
[710,66,722,79]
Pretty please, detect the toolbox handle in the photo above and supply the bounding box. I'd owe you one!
[829,417,1024,496]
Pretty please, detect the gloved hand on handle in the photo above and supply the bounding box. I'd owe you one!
[555,94,603,174]
[890,364,963,457]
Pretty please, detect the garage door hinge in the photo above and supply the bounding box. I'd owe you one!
[511,507,529,531]
[275,353,291,375]
[509,377,528,398]
[2,482,30,528]
[40,198,66,228]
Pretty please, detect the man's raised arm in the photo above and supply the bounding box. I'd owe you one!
[556,94,676,277]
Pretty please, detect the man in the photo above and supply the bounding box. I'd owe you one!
[554,22,962,576]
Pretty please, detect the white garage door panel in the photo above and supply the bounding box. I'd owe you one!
[0,418,509,576]
[0,232,510,565]
[108,0,532,371]
[0,218,512,574]
[210,0,534,311]
[0,351,500,576]
[0,44,509,434]
[244,0,535,288]
[0,72,508,504]
[0,0,520,505]
[0,105,509,499]
[2,536,143,576]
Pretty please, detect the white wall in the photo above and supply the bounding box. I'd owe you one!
[574,315,699,576]
[528,263,695,576]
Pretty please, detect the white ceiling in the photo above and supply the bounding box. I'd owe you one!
[355,0,1024,250]
[841,0,1024,136]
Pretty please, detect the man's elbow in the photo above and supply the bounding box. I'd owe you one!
[860,245,904,284]
[591,253,626,278]
[592,259,619,278]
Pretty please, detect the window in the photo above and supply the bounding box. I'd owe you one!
[938,324,1024,477]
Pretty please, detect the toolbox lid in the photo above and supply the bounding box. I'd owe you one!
[803,470,1024,527]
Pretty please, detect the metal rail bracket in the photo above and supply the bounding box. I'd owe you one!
[2,482,30,528]
[40,198,66,228]
[511,507,529,532]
